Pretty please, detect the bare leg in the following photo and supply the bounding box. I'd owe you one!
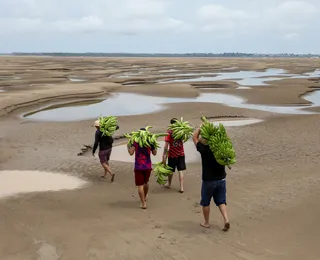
[138,185,147,209]
[101,162,114,181]
[144,183,149,201]
[218,204,230,231]
[165,174,173,188]
[200,206,210,228]
[178,171,184,193]
[106,161,115,182]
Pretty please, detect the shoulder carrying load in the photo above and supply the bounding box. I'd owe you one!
[200,116,236,168]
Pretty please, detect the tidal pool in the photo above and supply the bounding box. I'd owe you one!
[158,68,320,86]
[68,78,87,82]
[0,170,88,200]
[23,91,320,121]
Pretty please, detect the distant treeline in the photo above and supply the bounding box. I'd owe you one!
[9,52,320,58]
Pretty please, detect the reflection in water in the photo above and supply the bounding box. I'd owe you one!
[23,91,320,121]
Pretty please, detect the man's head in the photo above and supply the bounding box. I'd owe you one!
[94,120,100,130]
[170,118,178,124]
[140,127,146,131]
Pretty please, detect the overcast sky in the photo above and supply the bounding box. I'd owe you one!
[0,0,319,53]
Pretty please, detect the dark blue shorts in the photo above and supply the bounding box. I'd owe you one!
[200,179,227,207]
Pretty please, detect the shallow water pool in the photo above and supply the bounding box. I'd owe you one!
[0,170,88,199]
[23,91,320,121]
[158,68,320,86]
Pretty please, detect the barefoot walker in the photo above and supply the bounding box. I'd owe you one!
[92,116,119,181]
[126,127,160,209]
[192,126,230,231]
[162,117,193,193]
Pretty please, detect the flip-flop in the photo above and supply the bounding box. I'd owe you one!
[200,223,210,228]
[100,176,106,179]
[223,222,230,232]
[179,190,184,193]
[110,174,115,182]
[140,205,147,210]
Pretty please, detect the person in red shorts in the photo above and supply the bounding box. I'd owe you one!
[127,128,157,209]
[162,118,186,193]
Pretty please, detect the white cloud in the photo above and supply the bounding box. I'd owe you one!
[283,32,299,39]
[196,1,319,36]
[0,0,189,35]
[0,0,319,53]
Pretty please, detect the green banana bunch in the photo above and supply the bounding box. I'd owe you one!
[167,117,194,142]
[154,162,173,185]
[124,126,168,148]
[200,116,236,168]
[98,116,118,137]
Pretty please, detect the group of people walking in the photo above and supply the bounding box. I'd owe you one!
[92,118,230,232]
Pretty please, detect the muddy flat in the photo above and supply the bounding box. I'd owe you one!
[0,56,320,260]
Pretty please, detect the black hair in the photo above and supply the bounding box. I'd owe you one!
[170,118,178,124]
[140,127,146,131]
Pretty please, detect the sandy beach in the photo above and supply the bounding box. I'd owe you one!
[0,56,320,260]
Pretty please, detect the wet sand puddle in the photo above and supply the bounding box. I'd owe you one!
[111,119,263,164]
[23,91,320,121]
[0,170,88,200]
[158,68,320,86]
[68,78,87,82]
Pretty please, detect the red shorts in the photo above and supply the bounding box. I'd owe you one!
[134,169,152,186]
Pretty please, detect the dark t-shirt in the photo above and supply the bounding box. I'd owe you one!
[92,130,114,154]
[196,142,226,181]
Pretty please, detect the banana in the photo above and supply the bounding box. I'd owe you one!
[200,116,236,168]
[124,127,167,148]
[98,115,118,137]
[167,117,193,142]
[154,162,173,185]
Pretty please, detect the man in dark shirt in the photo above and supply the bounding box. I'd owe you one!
[193,126,230,231]
[92,120,119,181]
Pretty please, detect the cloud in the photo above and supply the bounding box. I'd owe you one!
[196,1,319,35]
[283,32,299,39]
[0,0,190,35]
[0,0,319,53]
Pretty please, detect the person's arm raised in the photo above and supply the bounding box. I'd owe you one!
[193,127,201,146]
[127,143,135,156]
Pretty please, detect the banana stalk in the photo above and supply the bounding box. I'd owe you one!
[167,117,194,142]
[98,116,118,137]
[200,116,236,168]
[154,162,173,185]
[124,126,168,148]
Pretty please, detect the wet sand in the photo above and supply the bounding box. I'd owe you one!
[0,56,320,260]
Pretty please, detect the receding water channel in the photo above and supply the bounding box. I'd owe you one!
[23,91,320,122]
[158,68,320,86]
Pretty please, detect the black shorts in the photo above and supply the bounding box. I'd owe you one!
[167,156,186,172]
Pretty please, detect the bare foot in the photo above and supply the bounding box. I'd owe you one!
[140,203,147,210]
[100,176,106,179]
[179,190,184,193]
[200,223,210,228]
[164,183,171,189]
[223,222,230,232]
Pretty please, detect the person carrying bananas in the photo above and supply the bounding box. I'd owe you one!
[162,118,186,193]
[192,126,230,232]
[127,128,157,209]
[92,120,119,181]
